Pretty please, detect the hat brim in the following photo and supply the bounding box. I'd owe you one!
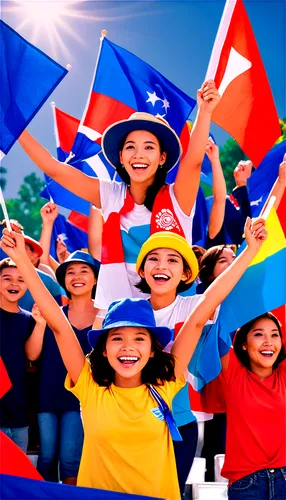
[24,237,43,258]
[136,233,199,284]
[56,258,101,291]
[88,321,172,350]
[102,118,182,173]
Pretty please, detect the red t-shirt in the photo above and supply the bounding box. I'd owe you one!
[220,349,286,482]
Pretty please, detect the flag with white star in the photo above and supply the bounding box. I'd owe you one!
[71,37,196,166]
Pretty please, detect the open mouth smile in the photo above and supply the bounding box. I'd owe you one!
[7,289,19,294]
[131,163,148,171]
[153,274,170,283]
[118,356,140,366]
[259,350,274,358]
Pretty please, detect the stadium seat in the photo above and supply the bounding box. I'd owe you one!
[192,482,228,499]
[214,454,227,482]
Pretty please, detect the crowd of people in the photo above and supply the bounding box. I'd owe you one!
[0,80,285,500]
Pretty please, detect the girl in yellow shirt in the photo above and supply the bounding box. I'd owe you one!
[0,216,267,500]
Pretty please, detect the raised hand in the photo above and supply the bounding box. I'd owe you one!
[56,238,70,264]
[233,160,253,187]
[197,80,220,114]
[31,303,46,326]
[205,137,219,162]
[40,202,58,224]
[0,229,26,261]
[244,217,267,253]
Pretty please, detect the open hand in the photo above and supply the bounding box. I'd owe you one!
[0,229,26,261]
[197,80,220,114]
[244,217,267,253]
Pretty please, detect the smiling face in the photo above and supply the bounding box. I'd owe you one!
[212,247,236,280]
[243,317,283,377]
[64,262,97,299]
[140,248,190,298]
[0,266,27,306]
[119,130,166,186]
[104,326,154,387]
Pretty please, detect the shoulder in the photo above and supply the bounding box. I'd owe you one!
[156,375,186,405]
[99,179,127,218]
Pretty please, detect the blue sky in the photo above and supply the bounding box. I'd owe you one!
[2,0,285,198]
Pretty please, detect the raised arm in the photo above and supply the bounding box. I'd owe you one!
[205,139,226,239]
[18,130,101,207]
[1,229,85,384]
[174,80,220,215]
[39,202,58,266]
[171,217,267,378]
[25,304,46,361]
[263,154,286,211]
[88,205,103,261]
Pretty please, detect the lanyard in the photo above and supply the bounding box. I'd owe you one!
[148,385,183,442]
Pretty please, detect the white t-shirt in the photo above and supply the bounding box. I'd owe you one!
[95,180,196,309]
[154,295,220,422]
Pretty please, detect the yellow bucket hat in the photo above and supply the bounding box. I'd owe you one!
[136,232,199,284]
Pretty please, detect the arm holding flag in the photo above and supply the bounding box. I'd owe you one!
[171,216,267,378]
[174,80,220,215]
[18,131,101,207]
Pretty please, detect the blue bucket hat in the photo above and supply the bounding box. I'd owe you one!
[88,298,172,349]
[101,112,182,173]
[56,251,101,295]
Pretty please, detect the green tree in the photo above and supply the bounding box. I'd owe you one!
[0,173,46,239]
[0,166,7,190]
[219,138,248,193]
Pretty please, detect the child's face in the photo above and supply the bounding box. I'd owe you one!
[141,248,187,295]
[212,247,236,279]
[119,130,166,186]
[0,267,27,303]
[104,326,154,387]
[243,318,282,374]
[64,262,96,298]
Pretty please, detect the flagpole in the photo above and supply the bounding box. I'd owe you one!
[67,30,107,160]
[205,0,237,80]
[0,187,12,231]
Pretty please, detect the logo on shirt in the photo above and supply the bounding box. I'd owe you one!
[150,406,164,421]
[155,208,180,231]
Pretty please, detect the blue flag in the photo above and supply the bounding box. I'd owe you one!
[48,214,88,260]
[0,21,67,158]
[71,36,196,165]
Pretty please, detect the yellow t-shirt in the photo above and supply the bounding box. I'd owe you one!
[65,359,185,500]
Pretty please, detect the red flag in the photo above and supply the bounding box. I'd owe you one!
[206,0,281,166]
[0,357,12,398]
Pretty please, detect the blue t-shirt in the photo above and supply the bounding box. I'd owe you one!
[0,307,35,427]
[19,269,65,312]
[38,305,92,413]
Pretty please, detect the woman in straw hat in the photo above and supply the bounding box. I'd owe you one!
[1,215,267,499]
[18,80,220,309]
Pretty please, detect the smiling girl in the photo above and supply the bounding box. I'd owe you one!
[0,217,267,499]
[32,251,100,484]
[18,81,220,310]
[220,313,286,499]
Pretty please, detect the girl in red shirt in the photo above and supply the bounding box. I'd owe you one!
[220,312,286,499]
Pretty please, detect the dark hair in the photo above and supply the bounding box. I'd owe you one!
[199,244,236,290]
[233,312,285,370]
[192,245,206,262]
[87,331,176,386]
[135,255,193,294]
[117,134,167,211]
[64,264,98,300]
[0,258,17,274]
